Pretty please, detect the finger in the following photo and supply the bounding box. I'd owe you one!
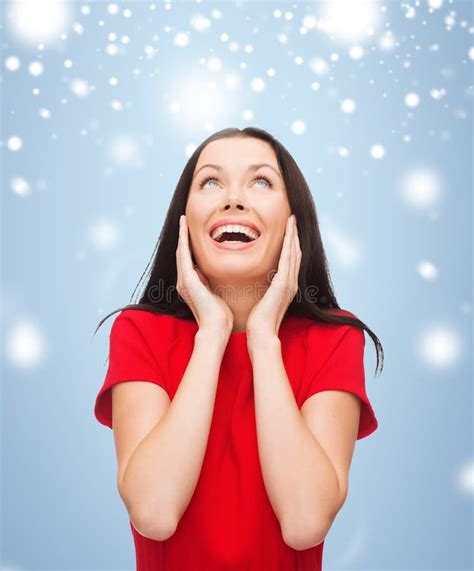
[289,217,297,285]
[277,215,293,282]
[180,215,195,274]
[176,216,183,288]
[286,215,296,284]
[294,218,302,282]
[178,216,195,304]
[289,216,298,298]
[293,217,302,297]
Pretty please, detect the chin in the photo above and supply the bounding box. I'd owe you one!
[208,258,258,269]
[206,260,261,278]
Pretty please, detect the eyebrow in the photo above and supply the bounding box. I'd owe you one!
[192,162,283,182]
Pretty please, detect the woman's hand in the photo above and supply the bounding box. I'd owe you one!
[176,214,234,335]
[246,214,302,340]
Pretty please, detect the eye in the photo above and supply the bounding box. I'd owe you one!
[198,174,274,190]
[254,175,273,189]
[198,176,220,189]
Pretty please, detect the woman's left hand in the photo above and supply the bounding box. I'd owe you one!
[246,214,302,340]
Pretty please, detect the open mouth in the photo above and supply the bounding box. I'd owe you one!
[209,228,261,244]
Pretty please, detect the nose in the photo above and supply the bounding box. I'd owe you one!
[224,201,244,211]
[223,190,246,211]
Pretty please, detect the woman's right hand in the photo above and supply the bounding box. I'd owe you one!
[176,214,234,336]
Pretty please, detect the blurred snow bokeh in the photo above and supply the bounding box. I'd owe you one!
[323,218,363,269]
[90,219,120,252]
[107,134,142,167]
[416,260,439,281]
[316,0,384,44]
[6,0,73,46]
[10,176,31,197]
[418,325,463,368]
[6,320,46,368]
[400,168,443,209]
[456,460,474,496]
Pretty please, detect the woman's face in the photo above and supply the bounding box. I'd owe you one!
[185,137,292,285]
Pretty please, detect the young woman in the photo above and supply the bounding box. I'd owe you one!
[93,126,384,570]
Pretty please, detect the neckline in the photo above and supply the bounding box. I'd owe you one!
[175,313,299,341]
[227,314,297,341]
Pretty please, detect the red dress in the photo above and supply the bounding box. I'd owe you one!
[94,308,378,570]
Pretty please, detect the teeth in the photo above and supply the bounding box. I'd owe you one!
[210,224,260,242]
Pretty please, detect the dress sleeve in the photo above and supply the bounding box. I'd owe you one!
[303,325,378,440]
[94,312,168,429]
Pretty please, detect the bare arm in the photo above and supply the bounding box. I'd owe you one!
[118,328,228,541]
[249,335,358,551]
[245,216,358,550]
[116,214,234,541]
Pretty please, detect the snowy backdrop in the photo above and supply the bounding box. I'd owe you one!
[1,0,472,569]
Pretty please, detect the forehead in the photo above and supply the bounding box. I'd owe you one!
[195,137,279,172]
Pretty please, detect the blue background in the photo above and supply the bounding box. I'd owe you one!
[1,0,472,569]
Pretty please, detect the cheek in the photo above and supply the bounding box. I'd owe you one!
[186,194,216,227]
[259,197,290,224]
[185,202,206,233]
[263,212,290,243]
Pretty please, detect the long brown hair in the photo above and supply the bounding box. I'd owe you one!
[94,127,384,377]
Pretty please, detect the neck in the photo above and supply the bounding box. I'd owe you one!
[208,276,270,333]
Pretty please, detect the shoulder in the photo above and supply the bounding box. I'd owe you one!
[305,308,365,354]
[112,308,195,345]
[112,308,163,330]
[300,309,367,388]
